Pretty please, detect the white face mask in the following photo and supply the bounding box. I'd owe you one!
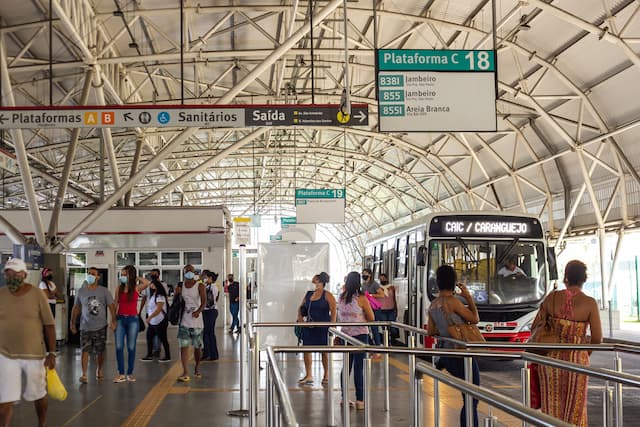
[308,283,316,291]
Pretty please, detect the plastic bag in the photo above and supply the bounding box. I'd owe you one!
[364,291,381,310]
[47,368,68,401]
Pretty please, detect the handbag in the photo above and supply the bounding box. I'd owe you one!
[46,368,68,401]
[138,315,146,333]
[444,300,485,347]
[447,322,485,343]
[365,291,382,310]
[529,363,542,409]
[137,305,146,333]
[294,324,303,343]
[528,291,558,355]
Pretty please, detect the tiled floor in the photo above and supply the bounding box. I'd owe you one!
[8,324,640,426]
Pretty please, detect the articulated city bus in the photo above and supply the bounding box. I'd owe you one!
[363,212,557,344]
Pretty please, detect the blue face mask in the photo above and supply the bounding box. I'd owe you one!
[86,274,96,285]
[119,276,128,285]
[184,271,195,280]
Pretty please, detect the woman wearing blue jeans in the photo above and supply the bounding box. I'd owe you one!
[113,265,150,383]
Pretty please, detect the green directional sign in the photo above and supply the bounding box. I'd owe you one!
[295,188,346,224]
[281,217,297,226]
[378,49,495,72]
[376,49,497,132]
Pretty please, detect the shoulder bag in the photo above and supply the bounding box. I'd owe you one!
[137,303,146,333]
[528,291,558,355]
[444,299,485,346]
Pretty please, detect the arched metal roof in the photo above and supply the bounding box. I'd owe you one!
[1,0,639,263]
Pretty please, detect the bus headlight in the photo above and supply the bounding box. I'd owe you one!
[520,321,533,332]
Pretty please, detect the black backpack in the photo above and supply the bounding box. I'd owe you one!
[167,294,184,325]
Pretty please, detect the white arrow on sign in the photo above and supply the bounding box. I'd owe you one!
[355,110,367,123]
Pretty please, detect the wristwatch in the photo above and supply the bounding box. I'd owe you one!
[46,351,57,357]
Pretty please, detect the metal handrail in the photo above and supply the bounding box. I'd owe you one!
[265,347,299,427]
[253,321,640,427]
[416,361,573,427]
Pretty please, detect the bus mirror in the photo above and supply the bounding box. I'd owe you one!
[416,245,427,266]
[547,247,558,280]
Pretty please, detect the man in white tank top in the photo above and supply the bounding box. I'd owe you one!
[175,264,206,382]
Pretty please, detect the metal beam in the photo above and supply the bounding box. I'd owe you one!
[48,67,95,239]
[0,35,46,248]
[53,127,199,252]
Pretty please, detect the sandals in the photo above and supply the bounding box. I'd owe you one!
[79,375,88,384]
[298,377,313,385]
[96,370,104,381]
[321,378,329,385]
[194,372,202,379]
[177,375,191,382]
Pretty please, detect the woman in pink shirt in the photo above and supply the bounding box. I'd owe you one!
[113,265,149,383]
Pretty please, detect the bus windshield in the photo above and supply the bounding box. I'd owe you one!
[426,239,547,305]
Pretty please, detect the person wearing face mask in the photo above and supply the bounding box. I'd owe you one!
[0,258,56,427]
[201,271,220,361]
[361,268,385,354]
[139,269,167,358]
[39,267,59,317]
[376,273,399,338]
[113,265,151,383]
[70,267,116,383]
[175,264,206,382]
[296,272,336,385]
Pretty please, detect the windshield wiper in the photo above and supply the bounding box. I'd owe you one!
[496,237,520,266]
[456,236,478,265]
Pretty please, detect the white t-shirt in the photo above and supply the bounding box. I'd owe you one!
[498,265,526,277]
[146,294,167,326]
[204,283,219,310]
[39,280,57,304]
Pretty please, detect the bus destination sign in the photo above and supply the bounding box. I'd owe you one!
[429,215,543,239]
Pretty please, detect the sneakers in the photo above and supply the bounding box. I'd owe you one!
[159,357,171,363]
[113,375,127,383]
[126,375,136,382]
[140,356,154,362]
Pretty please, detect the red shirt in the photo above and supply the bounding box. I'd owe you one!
[117,290,139,316]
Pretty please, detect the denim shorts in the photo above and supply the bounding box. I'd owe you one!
[177,326,204,349]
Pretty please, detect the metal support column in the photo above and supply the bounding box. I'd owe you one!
[464,356,474,427]
[383,328,390,411]
[328,334,336,426]
[228,244,249,418]
[614,354,623,427]
[363,356,372,427]
[521,361,530,427]
[408,334,419,426]
[342,346,350,427]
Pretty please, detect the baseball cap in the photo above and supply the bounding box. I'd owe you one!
[4,258,27,273]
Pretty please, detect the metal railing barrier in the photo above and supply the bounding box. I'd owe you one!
[249,320,640,427]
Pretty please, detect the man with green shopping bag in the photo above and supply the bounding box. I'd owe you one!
[0,258,56,427]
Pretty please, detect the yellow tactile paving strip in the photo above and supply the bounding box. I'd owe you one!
[121,361,183,427]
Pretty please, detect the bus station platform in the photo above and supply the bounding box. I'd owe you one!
[8,323,640,427]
